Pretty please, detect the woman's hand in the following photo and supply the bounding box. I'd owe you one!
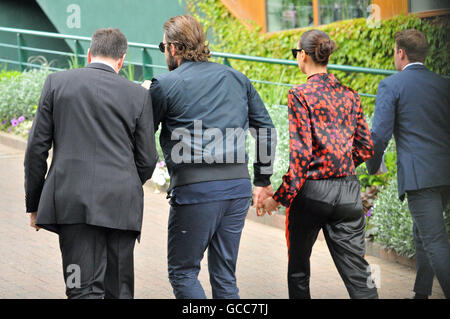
[259,197,280,216]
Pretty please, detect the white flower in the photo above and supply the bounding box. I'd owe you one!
[151,167,168,186]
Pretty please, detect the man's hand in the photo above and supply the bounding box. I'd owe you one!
[29,212,40,231]
[141,80,152,90]
[253,185,274,216]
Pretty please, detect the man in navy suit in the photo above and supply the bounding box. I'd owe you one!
[367,29,450,299]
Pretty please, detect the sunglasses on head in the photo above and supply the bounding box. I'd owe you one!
[291,48,303,59]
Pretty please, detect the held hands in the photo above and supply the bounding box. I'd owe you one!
[29,212,40,231]
[261,197,280,217]
[253,185,280,217]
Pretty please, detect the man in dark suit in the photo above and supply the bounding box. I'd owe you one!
[24,28,158,299]
[367,29,450,299]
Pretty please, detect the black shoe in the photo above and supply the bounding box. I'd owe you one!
[413,293,429,299]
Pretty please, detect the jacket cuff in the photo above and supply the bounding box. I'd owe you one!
[273,191,294,208]
[26,207,38,213]
[253,174,271,187]
[26,196,39,213]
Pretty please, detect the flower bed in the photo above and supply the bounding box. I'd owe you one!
[0,68,50,138]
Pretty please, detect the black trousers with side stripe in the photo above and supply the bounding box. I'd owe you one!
[287,176,378,299]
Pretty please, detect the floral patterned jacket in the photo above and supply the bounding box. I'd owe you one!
[273,73,374,207]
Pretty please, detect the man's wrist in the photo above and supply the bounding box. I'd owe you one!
[253,176,271,187]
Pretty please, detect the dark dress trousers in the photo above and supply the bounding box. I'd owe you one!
[24,63,158,298]
[367,64,450,298]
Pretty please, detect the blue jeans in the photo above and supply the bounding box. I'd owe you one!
[167,197,250,299]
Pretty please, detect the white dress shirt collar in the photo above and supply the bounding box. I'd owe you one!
[90,59,116,72]
[402,62,424,71]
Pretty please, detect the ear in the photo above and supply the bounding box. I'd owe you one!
[117,53,126,71]
[399,48,407,61]
[301,50,308,63]
[87,48,92,63]
[169,43,177,57]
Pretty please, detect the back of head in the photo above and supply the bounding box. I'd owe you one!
[394,29,429,63]
[90,28,128,59]
[300,30,336,66]
[163,15,211,62]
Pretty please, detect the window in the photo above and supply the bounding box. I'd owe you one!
[409,0,450,13]
[266,0,371,32]
[266,0,314,32]
[318,0,369,25]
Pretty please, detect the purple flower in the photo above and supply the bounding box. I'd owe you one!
[157,161,165,168]
[366,208,373,218]
[8,127,12,132]
[18,116,25,123]
[1,120,6,125]
[10,118,18,127]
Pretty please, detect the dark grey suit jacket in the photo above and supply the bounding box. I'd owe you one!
[366,64,450,200]
[24,63,158,234]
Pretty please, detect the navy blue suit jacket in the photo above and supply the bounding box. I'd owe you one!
[366,64,450,200]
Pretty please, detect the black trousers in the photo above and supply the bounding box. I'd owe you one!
[287,176,378,299]
[58,224,138,299]
[407,186,450,298]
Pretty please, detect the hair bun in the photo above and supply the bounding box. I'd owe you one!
[315,39,336,63]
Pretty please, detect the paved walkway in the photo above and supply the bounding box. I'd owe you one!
[0,143,444,299]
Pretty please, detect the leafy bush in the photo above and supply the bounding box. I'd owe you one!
[187,0,449,116]
[370,179,450,258]
[370,180,414,257]
[0,68,51,123]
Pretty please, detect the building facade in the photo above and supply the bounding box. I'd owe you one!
[220,0,450,32]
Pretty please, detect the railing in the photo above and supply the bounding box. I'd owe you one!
[0,26,398,100]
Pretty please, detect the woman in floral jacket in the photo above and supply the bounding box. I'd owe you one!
[262,30,378,299]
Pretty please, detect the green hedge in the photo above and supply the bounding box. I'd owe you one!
[187,0,449,115]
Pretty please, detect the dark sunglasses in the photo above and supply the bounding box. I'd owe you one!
[159,42,167,53]
[291,48,303,59]
[159,41,184,53]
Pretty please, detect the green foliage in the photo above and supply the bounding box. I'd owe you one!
[0,69,51,124]
[357,136,397,191]
[0,68,21,81]
[68,54,82,69]
[187,0,449,115]
[371,179,415,257]
[121,56,143,83]
[28,56,57,70]
[371,179,450,258]
[121,63,136,82]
